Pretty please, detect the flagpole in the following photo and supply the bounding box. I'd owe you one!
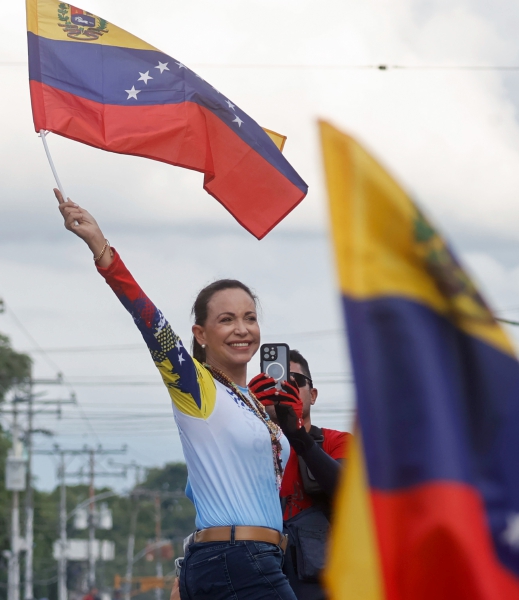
[39,130,68,201]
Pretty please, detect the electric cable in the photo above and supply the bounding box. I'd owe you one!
[3,301,102,444]
[22,328,346,354]
[3,61,519,71]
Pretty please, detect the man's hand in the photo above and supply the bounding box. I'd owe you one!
[248,373,277,405]
[249,375,314,455]
[274,380,303,428]
[249,374,303,430]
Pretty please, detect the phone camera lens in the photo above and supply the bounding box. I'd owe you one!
[266,362,284,381]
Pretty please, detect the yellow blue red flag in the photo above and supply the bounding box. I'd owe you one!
[320,120,519,599]
[26,0,307,239]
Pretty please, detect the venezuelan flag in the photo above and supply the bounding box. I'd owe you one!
[320,120,519,599]
[26,0,308,239]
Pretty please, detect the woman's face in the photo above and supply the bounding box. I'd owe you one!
[193,288,260,371]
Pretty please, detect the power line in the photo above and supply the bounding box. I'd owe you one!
[33,378,351,387]
[5,303,65,376]
[3,61,519,71]
[21,328,346,354]
[189,63,519,71]
[24,343,146,354]
[2,301,102,444]
[19,308,519,357]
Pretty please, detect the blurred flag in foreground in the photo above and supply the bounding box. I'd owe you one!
[26,0,307,239]
[320,120,519,599]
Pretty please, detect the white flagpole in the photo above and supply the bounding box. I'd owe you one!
[39,130,68,201]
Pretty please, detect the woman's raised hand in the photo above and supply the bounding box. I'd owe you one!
[54,188,112,266]
[54,188,101,241]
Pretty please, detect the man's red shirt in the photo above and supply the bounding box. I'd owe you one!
[280,428,351,520]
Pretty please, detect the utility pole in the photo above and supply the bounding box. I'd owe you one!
[34,446,91,600]
[154,495,163,600]
[124,497,139,600]
[66,445,126,590]
[7,402,23,600]
[34,445,126,596]
[119,464,146,600]
[121,487,182,600]
[2,394,64,600]
[23,385,33,600]
[58,452,67,600]
[0,372,76,600]
[88,449,96,590]
[22,381,76,600]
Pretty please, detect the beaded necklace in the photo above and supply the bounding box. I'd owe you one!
[204,363,284,490]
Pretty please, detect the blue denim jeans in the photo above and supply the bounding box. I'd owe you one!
[179,538,297,600]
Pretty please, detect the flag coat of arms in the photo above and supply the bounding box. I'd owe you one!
[320,121,519,599]
[26,0,308,239]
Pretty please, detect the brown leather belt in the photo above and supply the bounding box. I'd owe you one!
[193,526,288,552]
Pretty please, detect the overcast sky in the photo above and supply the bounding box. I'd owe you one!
[2,0,519,491]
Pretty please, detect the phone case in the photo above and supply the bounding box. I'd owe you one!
[260,343,290,389]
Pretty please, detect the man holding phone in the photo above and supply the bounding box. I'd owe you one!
[249,349,350,600]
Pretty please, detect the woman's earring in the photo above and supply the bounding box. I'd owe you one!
[201,344,206,349]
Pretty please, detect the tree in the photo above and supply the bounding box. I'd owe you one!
[0,333,32,401]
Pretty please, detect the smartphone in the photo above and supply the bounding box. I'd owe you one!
[260,343,290,389]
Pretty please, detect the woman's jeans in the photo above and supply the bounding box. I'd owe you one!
[179,538,297,600]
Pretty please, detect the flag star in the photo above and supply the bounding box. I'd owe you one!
[125,86,141,100]
[138,71,153,84]
[502,513,519,550]
[155,61,169,73]
[232,115,243,127]
[175,340,183,351]
[176,62,187,69]
[178,353,185,365]
[226,100,236,110]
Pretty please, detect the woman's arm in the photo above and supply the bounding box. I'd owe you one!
[55,189,215,418]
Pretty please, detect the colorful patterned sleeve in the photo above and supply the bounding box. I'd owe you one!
[96,250,216,418]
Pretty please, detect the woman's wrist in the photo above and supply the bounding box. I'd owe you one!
[87,232,107,257]
[87,232,114,268]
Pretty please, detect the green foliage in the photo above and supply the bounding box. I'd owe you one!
[0,334,32,402]
[143,463,188,493]
[140,463,197,541]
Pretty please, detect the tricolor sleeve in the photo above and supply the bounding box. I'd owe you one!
[96,250,216,418]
